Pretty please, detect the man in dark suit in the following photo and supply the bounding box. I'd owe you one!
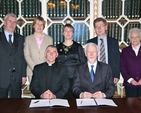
[0,13,26,98]
[87,17,120,84]
[30,45,69,99]
[72,43,115,99]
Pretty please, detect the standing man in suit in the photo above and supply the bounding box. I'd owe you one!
[87,17,120,84]
[72,43,115,99]
[30,45,69,99]
[0,13,26,98]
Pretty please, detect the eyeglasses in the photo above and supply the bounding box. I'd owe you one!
[130,36,140,39]
[6,19,17,24]
[64,30,73,33]
[95,24,106,29]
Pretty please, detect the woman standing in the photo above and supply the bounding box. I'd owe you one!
[24,16,53,83]
[120,28,141,97]
[56,24,86,98]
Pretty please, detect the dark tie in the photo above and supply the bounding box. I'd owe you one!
[8,34,12,46]
[90,65,95,82]
[100,39,106,63]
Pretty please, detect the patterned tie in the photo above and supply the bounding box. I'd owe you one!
[9,34,12,46]
[90,65,95,82]
[100,39,106,63]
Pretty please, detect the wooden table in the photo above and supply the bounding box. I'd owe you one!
[1,98,141,113]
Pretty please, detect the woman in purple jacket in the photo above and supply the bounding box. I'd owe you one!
[120,28,141,97]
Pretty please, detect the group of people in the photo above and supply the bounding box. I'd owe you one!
[0,13,141,99]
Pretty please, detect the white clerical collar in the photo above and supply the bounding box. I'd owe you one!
[46,61,55,66]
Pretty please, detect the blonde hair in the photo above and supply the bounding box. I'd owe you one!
[32,16,46,29]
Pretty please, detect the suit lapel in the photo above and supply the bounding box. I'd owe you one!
[95,37,98,44]
[50,63,57,89]
[138,45,141,56]
[83,63,93,84]
[128,44,141,57]
[129,45,135,55]
[107,36,114,62]
[31,35,39,50]
[0,32,12,51]
[13,33,19,52]
[93,62,102,86]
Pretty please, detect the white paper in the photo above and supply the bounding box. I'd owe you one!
[29,99,70,108]
[76,99,97,106]
[76,98,117,107]
[95,98,117,107]
[29,99,49,108]
[49,99,70,107]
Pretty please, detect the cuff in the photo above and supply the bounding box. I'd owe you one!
[127,78,134,83]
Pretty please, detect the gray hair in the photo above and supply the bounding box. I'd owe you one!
[128,28,141,39]
[4,13,17,20]
[84,43,99,54]
[45,45,58,53]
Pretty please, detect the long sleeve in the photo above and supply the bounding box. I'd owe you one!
[30,63,69,99]
[24,35,36,70]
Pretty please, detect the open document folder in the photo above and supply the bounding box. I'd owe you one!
[29,99,70,108]
[76,98,117,107]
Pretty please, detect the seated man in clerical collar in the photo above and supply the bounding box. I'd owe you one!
[30,45,69,99]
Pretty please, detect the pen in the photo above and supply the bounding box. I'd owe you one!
[34,100,39,104]
[49,100,50,105]
[80,100,83,104]
[93,98,98,106]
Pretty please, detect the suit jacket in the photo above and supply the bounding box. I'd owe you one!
[87,36,120,79]
[30,62,69,98]
[24,33,53,82]
[0,31,26,88]
[72,62,115,98]
[120,44,141,88]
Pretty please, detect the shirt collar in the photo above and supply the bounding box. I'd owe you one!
[46,61,55,66]
[131,43,141,50]
[87,61,97,72]
[4,30,14,42]
[4,30,14,36]
[98,35,107,42]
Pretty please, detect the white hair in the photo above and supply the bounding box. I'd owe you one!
[84,43,99,54]
[128,28,141,39]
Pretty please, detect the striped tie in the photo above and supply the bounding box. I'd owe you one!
[100,39,106,63]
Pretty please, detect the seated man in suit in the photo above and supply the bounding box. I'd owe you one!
[30,45,69,99]
[72,43,115,99]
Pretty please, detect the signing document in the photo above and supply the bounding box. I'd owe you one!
[29,99,70,108]
[76,98,117,107]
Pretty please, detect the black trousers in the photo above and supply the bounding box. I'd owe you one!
[64,78,75,98]
[125,86,141,97]
[0,72,21,98]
